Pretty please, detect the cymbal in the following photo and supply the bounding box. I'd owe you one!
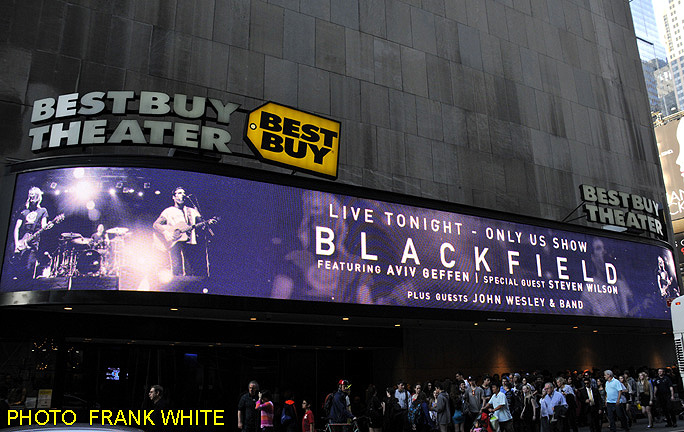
[106,227,129,235]
[72,237,92,245]
[60,232,82,239]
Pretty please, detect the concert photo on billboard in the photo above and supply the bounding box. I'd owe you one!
[1,166,677,320]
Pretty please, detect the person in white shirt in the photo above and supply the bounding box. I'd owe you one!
[153,186,204,276]
[484,383,513,432]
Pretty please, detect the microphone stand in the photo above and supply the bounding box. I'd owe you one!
[186,194,213,278]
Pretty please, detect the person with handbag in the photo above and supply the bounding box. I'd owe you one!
[540,382,567,432]
[484,383,513,432]
[636,371,654,428]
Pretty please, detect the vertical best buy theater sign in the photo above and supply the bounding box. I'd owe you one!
[28,92,341,180]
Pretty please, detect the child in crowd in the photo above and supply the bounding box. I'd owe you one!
[471,419,486,432]
[302,399,315,432]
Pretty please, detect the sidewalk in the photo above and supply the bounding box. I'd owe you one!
[590,418,684,432]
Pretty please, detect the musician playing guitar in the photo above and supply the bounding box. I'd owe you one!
[13,187,51,279]
[153,186,207,277]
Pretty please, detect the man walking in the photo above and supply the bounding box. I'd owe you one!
[540,382,567,432]
[604,370,629,432]
[654,368,677,428]
[238,381,260,432]
[579,378,602,432]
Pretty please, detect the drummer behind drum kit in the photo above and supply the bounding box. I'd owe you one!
[50,227,130,277]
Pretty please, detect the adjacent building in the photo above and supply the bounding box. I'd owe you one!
[631,0,672,113]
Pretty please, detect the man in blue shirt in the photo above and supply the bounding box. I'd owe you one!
[540,382,567,432]
[604,370,629,432]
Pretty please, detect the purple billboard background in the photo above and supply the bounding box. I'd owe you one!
[1,167,678,320]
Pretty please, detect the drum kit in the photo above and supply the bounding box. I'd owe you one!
[50,227,130,277]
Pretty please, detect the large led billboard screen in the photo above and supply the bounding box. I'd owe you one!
[1,167,678,320]
[656,119,684,221]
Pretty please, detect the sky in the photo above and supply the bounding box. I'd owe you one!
[653,0,667,40]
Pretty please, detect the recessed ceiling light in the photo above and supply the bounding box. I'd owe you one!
[342,317,349,321]
[64,307,73,311]
[170,307,179,311]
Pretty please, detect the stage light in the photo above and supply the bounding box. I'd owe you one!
[73,168,85,179]
[138,192,144,197]
[155,190,161,195]
[50,182,57,189]
[144,183,151,189]
[86,200,96,210]
[54,190,61,196]
[75,181,95,201]
[115,182,123,189]
[88,208,101,221]
[109,189,116,195]
[158,269,173,284]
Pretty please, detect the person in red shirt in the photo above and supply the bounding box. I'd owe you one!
[302,399,315,432]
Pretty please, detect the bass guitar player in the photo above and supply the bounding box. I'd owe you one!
[12,186,55,279]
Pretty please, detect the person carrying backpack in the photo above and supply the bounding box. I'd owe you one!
[281,398,298,432]
[329,379,356,432]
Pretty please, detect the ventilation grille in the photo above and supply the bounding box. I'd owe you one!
[675,336,684,371]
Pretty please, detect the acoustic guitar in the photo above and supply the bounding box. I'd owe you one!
[153,216,219,251]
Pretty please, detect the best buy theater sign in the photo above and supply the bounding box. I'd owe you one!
[28,91,341,179]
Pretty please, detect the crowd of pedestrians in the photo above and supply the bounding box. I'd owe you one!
[236,367,684,432]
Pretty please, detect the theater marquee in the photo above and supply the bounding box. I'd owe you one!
[28,92,342,179]
[1,167,677,320]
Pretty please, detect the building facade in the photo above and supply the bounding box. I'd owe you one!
[0,0,678,416]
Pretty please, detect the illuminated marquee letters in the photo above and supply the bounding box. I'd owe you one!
[28,91,240,154]
[579,184,664,238]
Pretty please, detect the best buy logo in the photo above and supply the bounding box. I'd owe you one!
[244,102,340,179]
